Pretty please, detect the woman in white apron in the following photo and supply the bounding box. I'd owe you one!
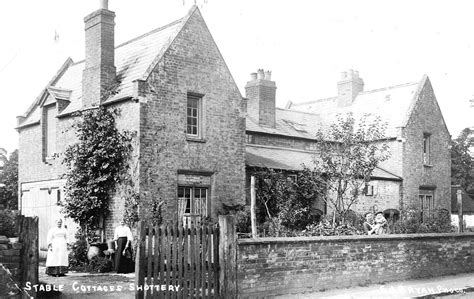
[46,219,68,276]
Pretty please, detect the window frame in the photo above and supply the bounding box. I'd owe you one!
[419,188,435,221]
[177,185,210,226]
[423,133,432,166]
[42,103,58,161]
[186,92,204,140]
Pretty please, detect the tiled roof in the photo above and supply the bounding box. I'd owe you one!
[288,79,425,138]
[246,108,321,140]
[19,9,191,124]
[246,144,402,181]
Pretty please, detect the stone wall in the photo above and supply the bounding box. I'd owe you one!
[237,233,474,298]
[0,236,22,284]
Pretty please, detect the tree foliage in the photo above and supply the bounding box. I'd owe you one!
[252,167,324,234]
[0,149,18,210]
[451,128,474,194]
[61,107,133,232]
[312,113,391,224]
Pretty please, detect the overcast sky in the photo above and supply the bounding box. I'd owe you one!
[1,0,473,154]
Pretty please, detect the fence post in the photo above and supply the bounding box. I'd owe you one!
[135,221,146,299]
[457,189,463,232]
[218,215,237,298]
[18,215,38,299]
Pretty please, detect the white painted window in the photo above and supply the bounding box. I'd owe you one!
[178,186,208,226]
[423,133,431,165]
[186,94,202,138]
[43,105,57,158]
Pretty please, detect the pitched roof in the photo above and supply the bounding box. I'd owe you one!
[287,78,425,138]
[19,7,199,125]
[246,144,402,181]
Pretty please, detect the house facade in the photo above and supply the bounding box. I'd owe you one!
[245,69,451,218]
[17,4,246,250]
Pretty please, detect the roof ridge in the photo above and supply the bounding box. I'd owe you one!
[359,81,419,95]
[276,107,321,117]
[64,18,185,67]
[291,81,419,107]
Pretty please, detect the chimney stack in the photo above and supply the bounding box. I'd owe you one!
[337,69,364,107]
[82,0,116,108]
[245,69,277,128]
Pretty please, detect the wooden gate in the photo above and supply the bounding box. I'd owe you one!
[135,221,220,298]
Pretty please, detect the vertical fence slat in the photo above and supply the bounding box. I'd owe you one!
[146,226,153,298]
[201,225,208,299]
[159,226,165,298]
[182,226,189,299]
[213,224,219,298]
[165,225,173,298]
[190,226,196,297]
[172,224,178,299]
[135,221,146,299]
[153,226,160,298]
[208,225,214,298]
[177,225,183,299]
[196,226,202,297]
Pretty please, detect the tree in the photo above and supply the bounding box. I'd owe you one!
[0,149,18,210]
[251,167,324,235]
[451,128,474,193]
[311,113,390,224]
[61,107,133,237]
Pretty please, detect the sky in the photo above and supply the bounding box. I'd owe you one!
[1,0,473,154]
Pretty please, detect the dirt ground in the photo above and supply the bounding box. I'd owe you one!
[38,266,136,298]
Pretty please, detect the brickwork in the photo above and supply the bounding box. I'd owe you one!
[237,233,474,297]
[401,79,451,210]
[246,78,277,127]
[138,8,246,223]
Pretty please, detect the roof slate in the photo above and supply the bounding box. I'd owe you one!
[246,144,402,180]
[288,80,423,138]
[19,13,187,124]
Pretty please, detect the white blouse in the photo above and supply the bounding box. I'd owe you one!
[114,225,133,241]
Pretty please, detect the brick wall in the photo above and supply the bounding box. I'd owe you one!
[138,8,246,223]
[402,78,451,210]
[237,233,474,298]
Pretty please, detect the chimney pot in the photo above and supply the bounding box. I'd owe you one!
[257,69,265,80]
[250,72,258,80]
[264,70,272,81]
[341,71,347,79]
[100,0,108,9]
[354,70,359,78]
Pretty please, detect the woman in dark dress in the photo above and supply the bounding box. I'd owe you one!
[114,220,134,273]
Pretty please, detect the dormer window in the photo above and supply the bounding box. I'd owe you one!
[42,104,57,160]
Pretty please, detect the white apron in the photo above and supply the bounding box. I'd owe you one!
[45,227,68,267]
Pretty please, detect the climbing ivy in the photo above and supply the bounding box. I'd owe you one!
[61,106,133,233]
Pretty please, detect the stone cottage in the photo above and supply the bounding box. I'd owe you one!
[245,69,451,219]
[17,3,246,252]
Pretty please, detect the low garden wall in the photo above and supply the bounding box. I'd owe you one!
[237,233,474,298]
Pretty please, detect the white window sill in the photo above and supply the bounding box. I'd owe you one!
[186,136,206,143]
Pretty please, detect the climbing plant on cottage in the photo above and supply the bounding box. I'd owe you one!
[60,107,133,234]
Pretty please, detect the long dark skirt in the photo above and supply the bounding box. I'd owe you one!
[115,237,134,273]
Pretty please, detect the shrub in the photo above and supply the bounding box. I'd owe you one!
[391,207,455,234]
[87,256,113,273]
[0,210,18,237]
[235,206,251,235]
[68,230,89,270]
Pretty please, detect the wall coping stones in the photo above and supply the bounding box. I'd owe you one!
[237,232,474,245]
